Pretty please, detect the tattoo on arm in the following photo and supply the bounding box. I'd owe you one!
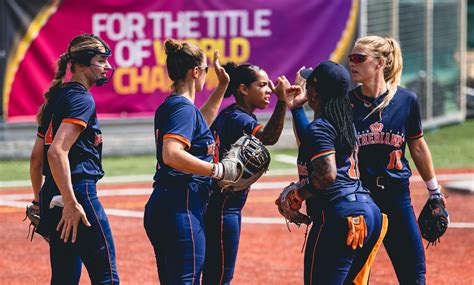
[255,101,287,145]
[310,155,336,190]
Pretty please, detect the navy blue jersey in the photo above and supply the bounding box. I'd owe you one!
[349,86,423,181]
[297,117,368,203]
[42,82,104,181]
[153,94,216,184]
[37,100,54,177]
[210,103,262,160]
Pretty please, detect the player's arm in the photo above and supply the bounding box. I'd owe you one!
[253,76,288,145]
[405,94,445,199]
[30,136,44,203]
[48,122,91,243]
[254,100,286,145]
[162,138,214,176]
[254,75,290,145]
[289,68,310,145]
[408,137,435,181]
[294,155,336,200]
[290,105,310,146]
[407,137,446,203]
[200,50,230,125]
[310,155,337,190]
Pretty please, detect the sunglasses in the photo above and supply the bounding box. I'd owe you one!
[348,54,369,64]
[196,65,209,73]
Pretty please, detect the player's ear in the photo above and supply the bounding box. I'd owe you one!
[238,83,248,96]
[377,57,385,69]
[74,63,86,73]
[191,67,200,79]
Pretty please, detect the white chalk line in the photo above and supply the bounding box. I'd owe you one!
[1,180,473,228]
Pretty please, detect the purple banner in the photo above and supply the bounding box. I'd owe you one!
[5,0,358,121]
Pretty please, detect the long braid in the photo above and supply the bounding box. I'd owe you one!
[36,53,68,125]
[322,96,356,153]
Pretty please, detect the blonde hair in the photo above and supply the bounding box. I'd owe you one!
[36,34,108,124]
[355,36,403,117]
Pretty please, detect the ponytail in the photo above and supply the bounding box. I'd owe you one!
[222,62,238,98]
[356,36,403,119]
[36,53,68,124]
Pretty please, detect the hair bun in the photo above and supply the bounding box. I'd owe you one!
[223,62,238,98]
[222,62,237,77]
[164,39,183,55]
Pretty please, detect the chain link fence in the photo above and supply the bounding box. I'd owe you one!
[362,0,465,127]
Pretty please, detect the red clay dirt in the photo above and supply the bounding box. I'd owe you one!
[1,170,473,284]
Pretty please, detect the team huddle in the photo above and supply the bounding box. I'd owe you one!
[26,33,449,285]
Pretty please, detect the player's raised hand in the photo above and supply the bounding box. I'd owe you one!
[213,50,230,87]
[295,66,308,88]
[271,75,291,101]
[285,85,307,110]
[283,67,309,110]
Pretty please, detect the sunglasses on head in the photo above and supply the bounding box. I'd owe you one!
[348,54,370,64]
[197,65,209,73]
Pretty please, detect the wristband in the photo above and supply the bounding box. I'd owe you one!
[211,163,224,180]
[428,188,442,198]
[425,177,441,195]
[32,200,39,206]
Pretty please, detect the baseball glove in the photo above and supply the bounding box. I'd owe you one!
[418,194,449,246]
[23,201,40,241]
[217,134,271,191]
[275,182,312,228]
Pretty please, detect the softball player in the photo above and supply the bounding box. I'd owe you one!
[348,36,448,284]
[202,62,289,285]
[143,39,239,284]
[32,33,119,284]
[285,61,388,284]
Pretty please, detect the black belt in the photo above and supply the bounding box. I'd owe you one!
[365,176,409,190]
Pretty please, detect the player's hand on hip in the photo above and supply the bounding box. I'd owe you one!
[213,50,230,87]
[56,201,91,243]
[346,215,368,250]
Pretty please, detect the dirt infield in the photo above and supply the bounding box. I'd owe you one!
[1,170,473,284]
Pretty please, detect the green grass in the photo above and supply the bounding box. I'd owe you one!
[408,119,474,169]
[0,119,472,181]
[102,155,156,177]
[0,160,32,182]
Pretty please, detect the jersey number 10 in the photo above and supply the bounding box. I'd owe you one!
[387,150,403,170]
